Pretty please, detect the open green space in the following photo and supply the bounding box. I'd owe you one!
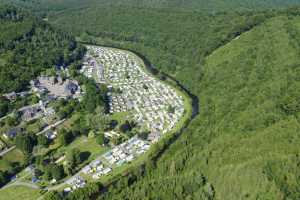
[110,112,129,124]
[58,135,109,161]
[0,186,41,200]
[0,149,24,171]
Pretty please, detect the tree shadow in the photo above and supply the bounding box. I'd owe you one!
[80,151,91,162]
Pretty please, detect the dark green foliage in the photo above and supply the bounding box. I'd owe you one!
[58,128,73,146]
[66,148,82,168]
[81,79,107,112]
[15,134,35,154]
[0,5,85,94]
[4,114,18,126]
[50,6,274,94]
[0,171,7,187]
[2,1,300,200]
[65,182,102,200]
[37,134,49,147]
[44,191,63,200]
[2,0,300,14]
[0,94,40,117]
[45,6,300,200]
[44,163,65,181]
[0,98,9,117]
[55,99,78,119]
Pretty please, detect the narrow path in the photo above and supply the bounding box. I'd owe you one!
[0,146,15,156]
[36,119,66,135]
[1,181,40,190]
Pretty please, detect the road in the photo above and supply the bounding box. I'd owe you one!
[36,119,66,135]
[0,119,65,157]
[2,181,40,190]
[0,146,15,157]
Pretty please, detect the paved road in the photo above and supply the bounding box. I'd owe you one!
[0,115,8,121]
[36,119,66,135]
[0,146,15,156]
[0,119,65,157]
[1,181,40,190]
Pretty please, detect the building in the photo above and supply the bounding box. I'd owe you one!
[3,92,17,101]
[3,128,21,139]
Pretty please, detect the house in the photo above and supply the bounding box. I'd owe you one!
[23,109,35,120]
[81,165,92,174]
[64,80,78,95]
[32,177,39,183]
[45,131,57,140]
[50,179,57,184]
[64,187,72,193]
[3,92,17,101]
[3,128,21,139]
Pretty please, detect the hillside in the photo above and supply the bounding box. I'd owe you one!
[0,5,85,93]
[49,6,276,94]
[38,5,300,200]
[1,0,300,13]
[96,14,300,200]
[1,2,300,200]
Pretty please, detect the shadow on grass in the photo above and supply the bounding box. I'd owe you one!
[80,151,91,162]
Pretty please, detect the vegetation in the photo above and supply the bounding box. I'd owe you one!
[0,185,41,200]
[90,12,300,200]
[0,5,85,94]
[15,134,35,154]
[1,0,300,14]
[43,163,65,181]
[0,94,39,118]
[34,4,300,200]
[49,6,277,94]
[1,1,300,200]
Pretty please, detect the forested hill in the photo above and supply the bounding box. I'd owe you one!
[0,5,85,94]
[1,0,300,14]
[31,5,300,200]
[94,12,300,200]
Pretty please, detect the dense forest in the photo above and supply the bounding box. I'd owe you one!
[0,5,85,94]
[1,0,300,200]
[1,0,300,14]
[94,12,300,200]
[43,5,300,200]
[50,7,276,93]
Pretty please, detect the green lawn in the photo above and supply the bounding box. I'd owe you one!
[58,135,109,161]
[110,111,129,124]
[0,186,41,200]
[0,148,24,171]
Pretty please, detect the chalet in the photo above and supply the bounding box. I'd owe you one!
[3,128,21,139]
[45,131,57,140]
[3,92,17,101]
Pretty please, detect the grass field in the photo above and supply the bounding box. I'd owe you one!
[58,135,109,161]
[0,186,41,200]
[110,111,129,124]
[0,148,24,171]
